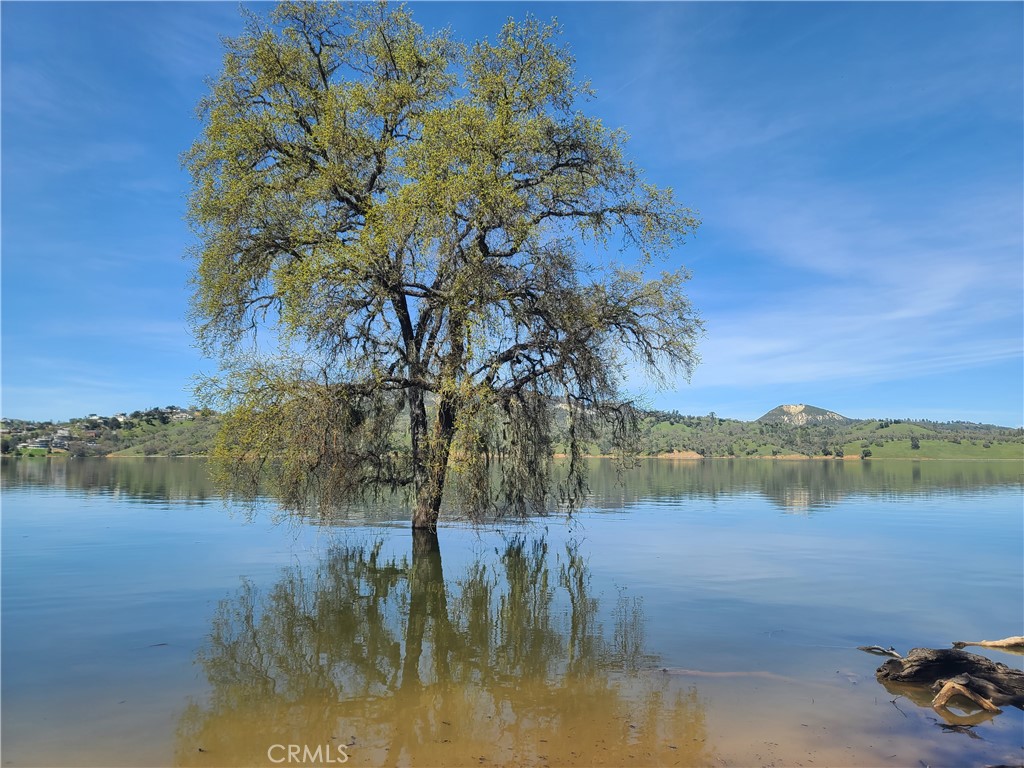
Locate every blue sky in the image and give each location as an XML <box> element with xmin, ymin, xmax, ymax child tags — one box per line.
<box><xmin>2</xmin><ymin>2</ymin><xmax>1021</xmax><ymax>426</ymax></box>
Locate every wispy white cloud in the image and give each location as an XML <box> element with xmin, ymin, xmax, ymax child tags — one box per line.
<box><xmin>628</xmin><ymin>173</ymin><xmax>1022</xmax><ymax>398</ymax></box>
<box><xmin>649</xmin><ymin>6</ymin><xmax>1022</xmax><ymax>164</ymax></box>
<box><xmin>130</xmin><ymin>3</ymin><xmax>245</xmax><ymax>93</ymax></box>
<box><xmin>29</xmin><ymin>319</ymin><xmax>193</xmax><ymax>353</ymax></box>
<box><xmin>1</xmin><ymin>65</ymin><xmax>68</xmax><ymax>123</ymax></box>
<box><xmin>720</xmin><ymin>180</ymin><xmax>1021</xmax><ymax>275</ymax></box>
<box><xmin>21</xmin><ymin>140</ymin><xmax>149</xmax><ymax>178</ymax></box>
<box><xmin>1</xmin><ymin>62</ymin><xmax>117</xmax><ymax>126</ymax></box>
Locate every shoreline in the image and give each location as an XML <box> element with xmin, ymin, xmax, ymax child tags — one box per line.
<box><xmin>5</xmin><ymin>452</ymin><xmax>1020</xmax><ymax>463</ymax></box>
<box><xmin>552</xmin><ymin>452</ymin><xmax>1022</xmax><ymax>462</ymax></box>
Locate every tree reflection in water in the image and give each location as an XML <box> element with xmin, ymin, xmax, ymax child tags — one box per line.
<box><xmin>176</xmin><ymin>532</ymin><xmax>710</xmax><ymax>766</ymax></box>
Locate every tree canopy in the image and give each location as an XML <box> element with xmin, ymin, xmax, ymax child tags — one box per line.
<box><xmin>186</xmin><ymin>1</ymin><xmax>702</xmax><ymax>528</ymax></box>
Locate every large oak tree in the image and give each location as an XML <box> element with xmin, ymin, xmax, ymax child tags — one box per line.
<box><xmin>186</xmin><ymin>1</ymin><xmax>701</xmax><ymax>529</ymax></box>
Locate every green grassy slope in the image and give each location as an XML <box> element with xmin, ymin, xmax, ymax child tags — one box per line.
<box><xmin>6</xmin><ymin>406</ymin><xmax>1021</xmax><ymax>462</ymax></box>
<box><xmin>108</xmin><ymin>417</ymin><xmax>220</xmax><ymax>456</ymax></box>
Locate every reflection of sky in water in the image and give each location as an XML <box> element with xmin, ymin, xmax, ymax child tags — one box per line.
<box><xmin>1</xmin><ymin>458</ymin><xmax>1022</xmax><ymax>767</ymax></box>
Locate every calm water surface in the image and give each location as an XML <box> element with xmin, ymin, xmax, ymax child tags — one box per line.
<box><xmin>2</xmin><ymin>458</ymin><xmax>1022</xmax><ymax>767</ymax></box>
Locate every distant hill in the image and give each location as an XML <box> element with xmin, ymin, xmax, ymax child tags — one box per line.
<box><xmin>757</xmin><ymin>404</ymin><xmax>852</xmax><ymax>426</ymax></box>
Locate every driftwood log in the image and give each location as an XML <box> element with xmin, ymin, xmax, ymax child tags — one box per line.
<box><xmin>875</xmin><ymin>647</ymin><xmax>1024</xmax><ymax>717</ymax></box>
<box><xmin>951</xmin><ymin>636</ymin><xmax>1024</xmax><ymax>653</ymax></box>
<box><xmin>857</xmin><ymin>644</ymin><xmax>902</xmax><ymax>658</ymax></box>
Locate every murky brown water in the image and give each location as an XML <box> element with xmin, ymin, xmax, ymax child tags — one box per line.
<box><xmin>3</xmin><ymin>458</ymin><xmax>1022</xmax><ymax>766</ymax></box>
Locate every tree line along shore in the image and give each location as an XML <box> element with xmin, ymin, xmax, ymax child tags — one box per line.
<box><xmin>4</xmin><ymin>406</ymin><xmax>1021</xmax><ymax>461</ymax></box>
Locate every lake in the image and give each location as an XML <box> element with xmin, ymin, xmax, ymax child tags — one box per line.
<box><xmin>2</xmin><ymin>457</ymin><xmax>1022</xmax><ymax>767</ymax></box>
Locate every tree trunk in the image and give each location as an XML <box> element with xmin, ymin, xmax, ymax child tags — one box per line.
<box><xmin>408</xmin><ymin>385</ymin><xmax>432</xmax><ymax>529</ymax></box>
<box><xmin>411</xmin><ymin>490</ymin><xmax>442</xmax><ymax>530</ymax></box>
<box><xmin>411</xmin><ymin>393</ymin><xmax>457</xmax><ymax>530</ymax></box>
